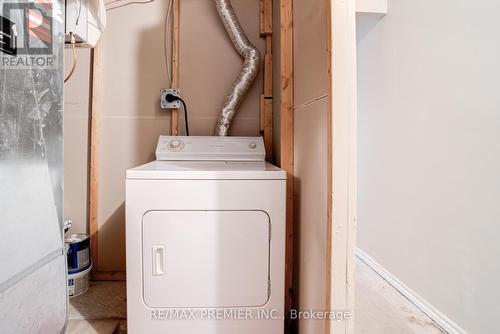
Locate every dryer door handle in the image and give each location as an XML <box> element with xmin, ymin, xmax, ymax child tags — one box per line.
<box><xmin>152</xmin><ymin>246</ymin><xmax>166</xmax><ymax>276</ymax></box>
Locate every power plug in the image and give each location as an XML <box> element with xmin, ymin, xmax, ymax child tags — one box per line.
<box><xmin>161</xmin><ymin>89</ymin><xmax>181</xmax><ymax>109</ymax></box>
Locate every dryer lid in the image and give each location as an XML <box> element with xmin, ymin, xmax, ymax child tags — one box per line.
<box><xmin>155</xmin><ymin>136</ymin><xmax>266</xmax><ymax>162</ymax></box>
<box><xmin>126</xmin><ymin>160</ymin><xmax>286</xmax><ymax>180</ymax></box>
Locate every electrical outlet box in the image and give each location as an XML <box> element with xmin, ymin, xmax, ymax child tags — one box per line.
<box><xmin>161</xmin><ymin>89</ymin><xmax>181</xmax><ymax>109</ymax></box>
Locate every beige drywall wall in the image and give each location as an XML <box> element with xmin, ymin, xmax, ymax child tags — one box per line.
<box><xmin>293</xmin><ymin>0</ymin><xmax>329</xmax><ymax>332</ymax></box>
<box><xmin>64</xmin><ymin>48</ymin><xmax>91</xmax><ymax>234</ymax></box>
<box><xmin>357</xmin><ymin>1</ymin><xmax>500</xmax><ymax>333</ymax></box>
<box><xmin>64</xmin><ymin>0</ymin><xmax>265</xmax><ymax>271</ymax></box>
<box><xmin>179</xmin><ymin>0</ymin><xmax>264</xmax><ymax>135</ymax></box>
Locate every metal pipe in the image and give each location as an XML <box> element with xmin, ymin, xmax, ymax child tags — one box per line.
<box><xmin>213</xmin><ymin>0</ymin><xmax>261</xmax><ymax>136</ymax></box>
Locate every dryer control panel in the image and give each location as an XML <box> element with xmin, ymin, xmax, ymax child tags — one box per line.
<box><xmin>155</xmin><ymin>136</ymin><xmax>266</xmax><ymax>161</ymax></box>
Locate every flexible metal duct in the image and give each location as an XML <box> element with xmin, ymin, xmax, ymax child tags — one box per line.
<box><xmin>214</xmin><ymin>0</ymin><xmax>261</xmax><ymax>136</ymax></box>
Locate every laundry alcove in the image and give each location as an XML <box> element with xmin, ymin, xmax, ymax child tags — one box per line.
<box><xmin>62</xmin><ymin>0</ymin><xmax>357</xmax><ymax>333</ymax></box>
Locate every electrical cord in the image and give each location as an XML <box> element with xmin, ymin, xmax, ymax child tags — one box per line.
<box><xmin>106</xmin><ymin>0</ymin><xmax>156</xmax><ymax>11</ymax></box>
<box><xmin>165</xmin><ymin>94</ymin><xmax>189</xmax><ymax>136</ymax></box>
<box><xmin>75</xmin><ymin>0</ymin><xmax>82</xmax><ymax>25</ymax></box>
<box><xmin>64</xmin><ymin>33</ymin><xmax>77</xmax><ymax>83</ymax></box>
<box><xmin>164</xmin><ymin>0</ymin><xmax>173</xmax><ymax>86</ymax></box>
<box><xmin>179</xmin><ymin>97</ymin><xmax>189</xmax><ymax>136</ymax></box>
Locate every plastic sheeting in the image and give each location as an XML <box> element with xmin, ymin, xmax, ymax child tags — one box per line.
<box><xmin>0</xmin><ymin>0</ymin><xmax>67</xmax><ymax>332</ymax></box>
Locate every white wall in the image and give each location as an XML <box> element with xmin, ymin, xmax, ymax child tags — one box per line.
<box><xmin>356</xmin><ymin>0</ymin><xmax>387</xmax><ymax>14</ymax></box>
<box><xmin>357</xmin><ymin>1</ymin><xmax>500</xmax><ymax>333</ymax></box>
<box><xmin>329</xmin><ymin>1</ymin><xmax>358</xmax><ymax>333</ymax></box>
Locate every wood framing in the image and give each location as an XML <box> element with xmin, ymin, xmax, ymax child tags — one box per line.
<box><xmin>87</xmin><ymin>3</ymin><xmax>299</xmax><ymax>298</ymax></box>
<box><xmin>260</xmin><ymin>4</ymin><xmax>274</xmax><ymax>161</ymax></box>
<box><xmin>89</xmin><ymin>41</ymin><xmax>101</xmax><ymax>279</ymax></box>
<box><xmin>89</xmin><ymin>0</ymin><xmax>181</xmax><ymax>281</ymax></box>
<box><xmin>266</xmin><ymin>34</ymin><xmax>272</xmax><ymax>51</ymax></box>
<box><xmin>88</xmin><ymin>41</ymin><xmax>127</xmax><ymax>282</ymax></box>
<box><xmin>263</xmin><ymin>97</ymin><xmax>273</xmax><ymax>158</ymax></box>
<box><xmin>279</xmin><ymin>0</ymin><xmax>294</xmax><ymax>320</ymax></box>
<box><xmin>326</xmin><ymin>0</ymin><xmax>357</xmax><ymax>333</ymax></box>
<box><xmin>259</xmin><ymin>0</ymin><xmax>273</xmax><ymax>35</ymax></box>
<box><xmin>325</xmin><ymin>0</ymin><xmax>333</xmax><ymax>331</ymax></box>
<box><xmin>170</xmin><ymin>0</ymin><xmax>180</xmax><ymax>135</ymax></box>
<box><xmin>259</xmin><ymin>95</ymin><xmax>273</xmax><ymax>160</ymax></box>
<box><xmin>264</xmin><ymin>53</ymin><xmax>273</xmax><ymax>98</ymax></box>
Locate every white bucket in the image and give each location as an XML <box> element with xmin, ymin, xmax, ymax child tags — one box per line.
<box><xmin>68</xmin><ymin>263</ymin><xmax>92</xmax><ymax>298</ymax></box>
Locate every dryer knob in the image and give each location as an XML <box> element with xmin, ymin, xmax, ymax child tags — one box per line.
<box><xmin>168</xmin><ymin>139</ymin><xmax>185</xmax><ymax>151</ymax></box>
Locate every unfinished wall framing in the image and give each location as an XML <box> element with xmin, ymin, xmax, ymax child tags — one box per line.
<box><xmin>170</xmin><ymin>0</ymin><xmax>180</xmax><ymax>136</ymax></box>
<box><xmin>327</xmin><ymin>0</ymin><xmax>357</xmax><ymax>333</ymax></box>
<box><xmin>89</xmin><ymin>40</ymin><xmax>125</xmax><ymax>281</ymax></box>
<box><xmin>291</xmin><ymin>0</ymin><xmax>357</xmax><ymax>332</ymax></box>
<box><xmin>89</xmin><ymin>42</ymin><xmax>102</xmax><ymax>279</ymax></box>
<box><xmin>292</xmin><ymin>0</ymin><xmax>329</xmax><ymax>331</ymax></box>
<box><xmin>88</xmin><ymin>0</ymin><xmax>280</xmax><ymax>281</ymax></box>
<box><xmin>279</xmin><ymin>0</ymin><xmax>295</xmax><ymax>322</ymax></box>
<box><xmin>260</xmin><ymin>0</ymin><xmax>274</xmax><ymax>160</ymax></box>
<box><xmin>85</xmin><ymin>2</ymin><xmax>299</xmax><ymax>329</ymax></box>
<box><xmin>81</xmin><ymin>2</ymin><xmax>357</xmax><ymax>333</ymax></box>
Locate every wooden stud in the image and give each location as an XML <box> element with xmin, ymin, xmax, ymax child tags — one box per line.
<box><xmin>260</xmin><ymin>95</ymin><xmax>265</xmax><ymax>133</ymax></box>
<box><xmin>325</xmin><ymin>0</ymin><xmax>358</xmax><ymax>332</ymax></box>
<box><xmin>89</xmin><ymin>40</ymin><xmax>102</xmax><ymax>279</ymax></box>
<box><xmin>260</xmin><ymin>0</ymin><xmax>273</xmax><ymax>36</ymax></box>
<box><xmin>280</xmin><ymin>0</ymin><xmax>294</xmax><ymax>320</ymax></box>
<box><xmin>265</xmin><ymin>35</ymin><xmax>272</xmax><ymax>52</ymax></box>
<box><xmin>263</xmin><ymin>99</ymin><xmax>273</xmax><ymax>129</ymax></box>
<box><xmin>89</xmin><ymin>41</ymin><xmax>127</xmax><ymax>281</ymax></box>
<box><xmin>261</xmin><ymin>7</ymin><xmax>273</xmax><ymax>161</ymax></box>
<box><xmin>170</xmin><ymin>0</ymin><xmax>180</xmax><ymax>136</ymax></box>
<box><xmin>263</xmin><ymin>98</ymin><xmax>274</xmax><ymax>160</ymax></box>
<box><xmin>260</xmin><ymin>95</ymin><xmax>274</xmax><ymax>158</ymax></box>
<box><xmin>264</xmin><ymin>53</ymin><xmax>273</xmax><ymax>98</ymax></box>
<box><xmin>325</xmin><ymin>0</ymin><xmax>333</xmax><ymax>331</ymax></box>
<box><xmin>259</xmin><ymin>0</ymin><xmax>264</xmax><ymax>34</ymax></box>
<box><xmin>261</xmin><ymin>0</ymin><xmax>273</xmax><ymax>162</ymax></box>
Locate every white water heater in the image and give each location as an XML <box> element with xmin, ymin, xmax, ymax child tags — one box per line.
<box><xmin>65</xmin><ymin>0</ymin><xmax>106</xmax><ymax>47</ymax></box>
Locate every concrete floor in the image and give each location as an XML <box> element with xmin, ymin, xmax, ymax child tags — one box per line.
<box><xmin>355</xmin><ymin>258</ymin><xmax>446</xmax><ymax>334</ymax></box>
<box><xmin>67</xmin><ymin>281</ymin><xmax>126</xmax><ymax>334</ymax></box>
<box><xmin>67</xmin><ymin>260</ymin><xmax>445</xmax><ymax>333</ymax></box>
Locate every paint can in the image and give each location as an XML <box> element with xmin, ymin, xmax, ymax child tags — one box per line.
<box><xmin>68</xmin><ymin>262</ymin><xmax>92</xmax><ymax>298</ymax></box>
<box><xmin>65</xmin><ymin>233</ymin><xmax>90</xmax><ymax>274</ymax></box>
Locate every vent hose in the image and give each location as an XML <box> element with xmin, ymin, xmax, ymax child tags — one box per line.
<box><xmin>214</xmin><ymin>0</ymin><xmax>261</xmax><ymax>136</ymax></box>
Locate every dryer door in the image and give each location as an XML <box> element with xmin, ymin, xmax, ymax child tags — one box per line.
<box><xmin>142</xmin><ymin>210</ymin><xmax>270</xmax><ymax>308</ymax></box>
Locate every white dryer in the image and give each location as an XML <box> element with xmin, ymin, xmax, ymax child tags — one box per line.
<box><xmin>126</xmin><ymin>136</ymin><xmax>286</xmax><ymax>334</ymax></box>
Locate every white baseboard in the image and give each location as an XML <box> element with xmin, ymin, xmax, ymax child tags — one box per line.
<box><xmin>355</xmin><ymin>248</ymin><xmax>469</xmax><ymax>334</ymax></box>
